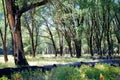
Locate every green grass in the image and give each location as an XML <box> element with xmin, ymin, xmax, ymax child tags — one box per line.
<box><xmin>0</xmin><ymin>53</ymin><xmax>120</xmax><ymax>68</ymax></box>
<box><xmin>0</xmin><ymin>54</ymin><xmax>91</xmax><ymax>68</ymax></box>
<box><xmin>0</xmin><ymin>62</ymin><xmax>16</xmax><ymax>68</ymax></box>
<box><xmin>0</xmin><ymin>64</ymin><xmax>119</xmax><ymax>80</ymax></box>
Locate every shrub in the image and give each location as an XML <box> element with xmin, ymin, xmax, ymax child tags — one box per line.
<box><xmin>11</xmin><ymin>72</ymin><xmax>23</xmax><ymax>80</ymax></box>
<box><xmin>79</xmin><ymin>64</ymin><xmax>120</xmax><ymax>80</ymax></box>
<box><xmin>48</xmin><ymin>66</ymin><xmax>81</xmax><ymax>80</ymax></box>
<box><xmin>0</xmin><ymin>76</ymin><xmax>9</xmax><ymax>80</ymax></box>
<box><xmin>1</xmin><ymin>64</ymin><xmax>119</xmax><ymax>80</ymax></box>
<box><xmin>95</xmin><ymin>64</ymin><xmax>120</xmax><ymax>80</ymax></box>
<box><xmin>11</xmin><ymin>69</ymin><xmax>44</xmax><ymax>80</ymax></box>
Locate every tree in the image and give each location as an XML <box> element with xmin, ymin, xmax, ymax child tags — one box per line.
<box><xmin>42</xmin><ymin>16</ymin><xmax>58</xmax><ymax>56</ymax></box>
<box><xmin>5</xmin><ymin>0</ymin><xmax>49</xmax><ymax>66</ymax></box>
<box><xmin>114</xmin><ymin>2</ymin><xmax>120</xmax><ymax>54</ymax></box>
<box><xmin>23</xmin><ymin>9</ymin><xmax>39</xmax><ymax>57</ymax></box>
<box><xmin>0</xmin><ymin>0</ymin><xmax>8</xmax><ymax>62</ymax></box>
<box><xmin>55</xmin><ymin>26</ymin><xmax>63</xmax><ymax>56</ymax></box>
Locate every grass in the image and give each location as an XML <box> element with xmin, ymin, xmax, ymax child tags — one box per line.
<box><xmin>0</xmin><ymin>53</ymin><xmax>119</xmax><ymax>68</ymax></box>
<box><xmin>0</xmin><ymin>55</ymin><xmax>16</xmax><ymax>68</ymax></box>
<box><xmin>0</xmin><ymin>62</ymin><xmax>15</xmax><ymax>68</ymax></box>
<box><xmin>0</xmin><ymin>64</ymin><xmax>119</xmax><ymax>80</ymax></box>
<box><xmin>0</xmin><ymin>54</ymin><xmax>91</xmax><ymax>68</ymax></box>
<box><xmin>0</xmin><ymin>54</ymin><xmax>120</xmax><ymax>80</ymax></box>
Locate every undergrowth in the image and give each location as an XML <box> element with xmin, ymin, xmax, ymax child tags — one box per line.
<box><xmin>0</xmin><ymin>64</ymin><xmax>120</xmax><ymax>80</ymax></box>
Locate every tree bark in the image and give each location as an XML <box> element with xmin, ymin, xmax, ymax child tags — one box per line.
<box><xmin>89</xmin><ymin>34</ymin><xmax>93</xmax><ymax>56</ymax></box>
<box><xmin>5</xmin><ymin>0</ymin><xmax>28</xmax><ymax>66</ymax></box>
<box><xmin>74</xmin><ymin>39</ymin><xmax>81</xmax><ymax>58</ymax></box>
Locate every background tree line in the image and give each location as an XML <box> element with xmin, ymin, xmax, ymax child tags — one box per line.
<box><xmin>0</xmin><ymin>0</ymin><xmax>119</xmax><ymax>66</ymax></box>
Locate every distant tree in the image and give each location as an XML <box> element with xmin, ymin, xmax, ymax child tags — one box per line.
<box><xmin>42</xmin><ymin>16</ymin><xmax>58</xmax><ymax>56</ymax></box>
<box><xmin>55</xmin><ymin>26</ymin><xmax>63</xmax><ymax>56</ymax></box>
<box><xmin>23</xmin><ymin>9</ymin><xmax>39</xmax><ymax>57</ymax></box>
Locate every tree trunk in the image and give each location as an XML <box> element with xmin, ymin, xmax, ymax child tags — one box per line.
<box><xmin>23</xmin><ymin>13</ymin><xmax>36</xmax><ymax>57</ymax></box>
<box><xmin>3</xmin><ymin>42</ymin><xmax>8</xmax><ymax>62</ymax></box>
<box><xmin>12</xmin><ymin>16</ymin><xmax>29</xmax><ymax>66</ymax></box>
<box><xmin>30</xmin><ymin>34</ymin><xmax>35</xmax><ymax>57</ymax></box>
<box><xmin>74</xmin><ymin>39</ymin><xmax>81</xmax><ymax>58</ymax></box>
<box><xmin>42</xmin><ymin>16</ymin><xmax>57</xmax><ymax>56</ymax></box>
<box><xmin>59</xmin><ymin>41</ymin><xmax>63</xmax><ymax>56</ymax></box>
<box><xmin>56</xmin><ymin>27</ymin><xmax>63</xmax><ymax>56</ymax></box>
<box><xmin>0</xmin><ymin>29</ymin><xmax>8</xmax><ymax>62</ymax></box>
<box><xmin>46</xmin><ymin>23</ymin><xmax>57</xmax><ymax>57</ymax></box>
<box><xmin>30</xmin><ymin>10</ymin><xmax>36</xmax><ymax>57</ymax></box>
<box><xmin>0</xmin><ymin>0</ymin><xmax>8</xmax><ymax>62</ymax></box>
<box><xmin>66</xmin><ymin>38</ymin><xmax>73</xmax><ymax>57</ymax></box>
<box><xmin>107</xmin><ymin>33</ymin><xmax>111</xmax><ymax>57</ymax></box>
<box><xmin>6</xmin><ymin>0</ymin><xmax>28</xmax><ymax>66</ymax></box>
<box><xmin>89</xmin><ymin>35</ymin><xmax>93</xmax><ymax>56</ymax></box>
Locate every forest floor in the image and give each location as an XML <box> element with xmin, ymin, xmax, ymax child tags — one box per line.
<box><xmin>0</xmin><ymin>54</ymin><xmax>91</xmax><ymax>68</ymax></box>
<box><xmin>0</xmin><ymin>54</ymin><xmax>120</xmax><ymax>68</ymax></box>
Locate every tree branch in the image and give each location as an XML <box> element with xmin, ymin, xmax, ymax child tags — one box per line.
<box><xmin>19</xmin><ymin>0</ymin><xmax>49</xmax><ymax>15</ymax></box>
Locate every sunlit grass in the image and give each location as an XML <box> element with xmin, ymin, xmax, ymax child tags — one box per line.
<box><xmin>2</xmin><ymin>53</ymin><xmax>120</xmax><ymax>68</ymax></box>
<box><xmin>0</xmin><ymin>54</ymin><xmax>92</xmax><ymax>68</ymax></box>
<box><xmin>0</xmin><ymin>62</ymin><xmax>16</xmax><ymax>68</ymax></box>
<box><xmin>0</xmin><ymin>55</ymin><xmax>16</xmax><ymax>68</ymax></box>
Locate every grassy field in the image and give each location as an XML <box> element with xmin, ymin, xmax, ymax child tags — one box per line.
<box><xmin>0</xmin><ymin>54</ymin><xmax>120</xmax><ymax>68</ymax></box>
<box><xmin>0</xmin><ymin>54</ymin><xmax>92</xmax><ymax>68</ymax></box>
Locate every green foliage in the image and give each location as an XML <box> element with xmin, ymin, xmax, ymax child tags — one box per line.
<box><xmin>48</xmin><ymin>66</ymin><xmax>81</xmax><ymax>80</ymax></box>
<box><xmin>0</xmin><ymin>63</ymin><xmax>8</xmax><ymax>68</ymax></box>
<box><xmin>0</xmin><ymin>61</ymin><xmax>16</xmax><ymax>68</ymax></box>
<box><xmin>0</xmin><ymin>76</ymin><xmax>9</xmax><ymax>80</ymax></box>
<box><xmin>11</xmin><ymin>72</ymin><xmax>23</xmax><ymax>80</ymax></box>
<box><xmin>11</xmin><ymin>69</ymin><xmax>44</xmax><ymax>80</ymax></box>
<box><xmin>0</xmin><ymin>64</ymin><xmax>120</xmax><ymax>80</ymax></box>
<box><xmin>15</xmin><ymin>0</ymin><xmax>43</xmax><ymax>9</ymax></box>
<box><xmin>79</xmin><ymin>64</ymin><xmax>120</xmax><ymax>80</ymax></box>
<box><xmin>95</xmin><ymin>64</ymin><xmax>120</xmax><ymax>80</ymax></box>
<box><xmin>24</xmin><ymin>45</ymin><xmax>31</xmax><ymax>54</ymax></box>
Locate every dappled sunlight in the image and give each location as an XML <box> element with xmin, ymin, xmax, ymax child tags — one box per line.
<box><xmin>0</xmin><ymin>54</ymin><xmax>91</xmax><ymax>67</ymax></box>
<box><xmin>0</xmin><ymin>55</ymin><xmax>14</xmax><ymax>63</ymax></box>
<box><xmin>26</xmin><ymin>54</ymin><xmax>92</xmax><ymax>66</ymax></box>
<box><xmin>0</xmin><ymin>55</ymin><xmax>15</xmax><ymax>68</ymax></box>
<box><xmin>95</xmin><ymin>64</ymin><xmax>108</xmax><ymax>71</ymax></box>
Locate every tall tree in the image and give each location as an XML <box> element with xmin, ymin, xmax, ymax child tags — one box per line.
<box><xmin>5</xmin><ymin>0</ymin><xmax>49</xmax><ymax>66</ymax></box>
